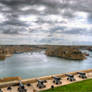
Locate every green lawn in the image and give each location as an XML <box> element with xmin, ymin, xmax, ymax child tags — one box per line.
<box><xmin>41</xmin><ymin>79</ymin><xmax>92</xmax><ymax>92</ymax></box>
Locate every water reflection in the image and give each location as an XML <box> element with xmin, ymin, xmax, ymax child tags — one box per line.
<box><xmin>0</xmin><ymin>51</ymin><xmax>92</xmax><ymax>79</ymax></box>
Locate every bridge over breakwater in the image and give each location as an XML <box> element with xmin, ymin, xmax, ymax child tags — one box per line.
<box><xmin>0</xmin><ymin>69</ymin><xmax>92</xmax><ymax>92</ymax></box>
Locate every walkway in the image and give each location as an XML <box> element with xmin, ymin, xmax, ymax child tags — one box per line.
<box><xmin>1</xmin><ymin>69</ymin><xmax>92</xmax><ymax>92</ymax></box>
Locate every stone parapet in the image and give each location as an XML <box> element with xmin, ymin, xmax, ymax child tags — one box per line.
<box><xmin>0</xmin><ymin>69</ymin><xmax>92</xmax><ymax>88</ymax></box>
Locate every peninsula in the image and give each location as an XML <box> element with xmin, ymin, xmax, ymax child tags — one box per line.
<box><xmin>46</xmin><ymin>46</ymin><xmax>86</xmax><ymax>60</ymax></box>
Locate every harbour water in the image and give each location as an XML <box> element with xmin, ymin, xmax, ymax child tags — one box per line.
<box><xmin>0</xmin><ymin>51</ymin><xmax>92</xmax><ymax>79</ymax></box>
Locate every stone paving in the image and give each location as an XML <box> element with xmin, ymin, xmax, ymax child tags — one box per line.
<box><xmin>1</xmin><ymin>71</ymin><xmax>92</xmax><ymax>92</ymax></box>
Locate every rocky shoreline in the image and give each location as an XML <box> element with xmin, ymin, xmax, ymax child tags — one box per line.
<box><xmin>46</xmin><ymin>46</ymin><xmax>86</xmax><ymax>60</ymax></box>
<box><xmin>0</xmin><ymin>45</ymin><xmax>92</xmax><ymax>60</ymax></box>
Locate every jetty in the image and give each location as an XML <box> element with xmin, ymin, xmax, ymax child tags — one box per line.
<box><xmin>0</xmin><ymin>69</ymin><xmax>92</xmax><ymax>92</ymax></box>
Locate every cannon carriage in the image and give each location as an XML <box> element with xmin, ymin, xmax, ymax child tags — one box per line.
<box><xmin>65</xmin><ymin>74</ymin><xmax>76</xmax><ymax>81</ymax></box>
<box><xmin>18</xmin><ymin>81</ymin><xmax>27</xmax><ymax>92</ymax></box>
<box><xmin>77</xmin><ymin>72</ymin><xmax>87</xmax><ymax>79</ymax></box>
<box><xmin>37</xmin><ymin>80</ymin><xmax>47</xmax><ymax>89</ymax></box>
<box><xmin>52</xmin><ymin>76</ymin><xmax>62</xmax><ymax>85</ymax></box>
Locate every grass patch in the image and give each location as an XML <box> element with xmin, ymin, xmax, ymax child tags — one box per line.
<box><xmin>41</xmin><ymin>79</ymin><xmax>92</xmax><ymax>92</ymax></box>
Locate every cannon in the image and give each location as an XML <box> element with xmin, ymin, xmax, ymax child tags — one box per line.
<box><xmin>7</xmin><ymin>87</ymin><xmax>12</xmax><ymax>90</ymax></box>
<box><xmin>0</xmin><ymin>89</ymin><xmax>3</xmax><ymax>92</ymax></box>
<box><xmin>65</xmin><ymin>74</ymin><xmax>76</xmax><ymax>81</ymax></box>
<box><xmin>37</xmin><ymin>80</ymin><xmax>46</xmax><ymax>89</ymax></box>
<box><xmin>18</xmin><ymin>81</ymin><xmax>27</xmax><ymax>92</ymax></box>
<box><xmin>52</xmin><ymin>76</ymin><xmax>62</xmax><ymax>85</ymax></box>
<box><xmin>77</xmin><ymin>72</ymin><xmax>87</xmax><ymax>79</ymax></box>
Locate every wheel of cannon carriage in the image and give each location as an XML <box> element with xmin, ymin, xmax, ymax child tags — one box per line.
<box><xmin>67</xmin><ymin>77</ymin><xmax>69</xmax><ymax>80</ymax></box>
<box><xmin>82</xmin><ymin>76</ymin><xmax>84</xmax><ymax>79</ymax></box>
<box><xmin>7</xmin><ymin>87</ymin><xmax>12</xmax><ymax>90</ymax></box>
<box><xmin>53</xmin><ymin>80</ymin><xmax>55</xmax><ymax>83</ymax></box>
<box><xmin>73</xmin><ymin>79</ymin><xmax>76</xmax><ymax>81</ymax></box>
<box><xmin>79</xmin><ymin>75</ymin><xmax>81</xmax><ymax>78</ymax></box>
<box><xmin>85</xmin><ymin>76</ymin><xmax>87</xmax><ymax>78</ymax></box>
<box><xmin>18</xmin><ymin>87</ymin><xmax>19</xmax><ymax>91</ymax></box>
<box><xmin>51</xmin><ymin>85</ymin><xmax>54</xmax><ymax>89</ymax></box>
<box><xmin>22</xmin><ymin>86</ymin><xmax>25</xmax><ymax>89</ymax></box>
<box><xmin>17</xmin><ymin>88</ymin><xmax>21</xmax><ymax>92</ymax></box>
<box><xmin>59</xmin><ymin>81</ymin><xmax>62</xmax><ymax>84</ymax></box>
<box><xmin>82</xmin><ymin>76</ymin><xmax>87</xmax><ymax>79</ymax></box>
<box><xmin>37</xmin><ymin>84</ymin><xmax>38</xmax><ymax>87</ymax></box>
<box><xmin>70</xmin><ymin>79</ymin><xmax>72</xmax><ymax>82</ymax></box>
<box><xmin>24</xmin><ymin>89</ymin><xmax>27</xmax><ymax>92</ymax></box>
<box><xmin>27</xmin><ymin>83</ymin><xmax>31</xmax><ymax>87</ymax></box>
<box><xmin>39</xmin><ymin>86</ymin><xmax>42</xmax><ymax>89</ymax></box>
<box><xmin>84</xmin><ymin>76</ymin><xmax>87</xmax><ymax>78</ymax></box>
<box><xmin>56</xmin><ymin>82</ymin><xmax>59</xmax><ymax>85</ymax></box>
<box><xmin>44</xmin><ymin>80</ymin><xmax>47</xmax><ymax>83</ymax></box>
<box><xmin>44</xmin><ymin>85</ymin><xmax>46</xmax><ymax>88</ymax></box>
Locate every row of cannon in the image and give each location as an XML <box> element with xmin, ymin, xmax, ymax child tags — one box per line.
<box><xmin>37</xmin><ymin>72</ymin><xmax>87</xmax><ymax>89</ymax></box>
<box><xmin>0</xmin><ymin>72</ymin><xmax>87</xmax><ymax>92</ymax></box>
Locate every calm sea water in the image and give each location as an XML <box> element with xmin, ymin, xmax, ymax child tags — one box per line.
<box><xmin>0</xmin><ymin>51</ymin><xmax>92</xmax><ymax>79</ymax></box>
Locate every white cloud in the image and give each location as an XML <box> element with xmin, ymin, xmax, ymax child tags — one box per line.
<box><xmin>36</xmin><ymin>5</ymin><xmax>46</xmax><ymax>12</ymax></box>
<box><xmin>0</xmin><ymin>13</ymin><xmax>8</xmax><ymax>23</ymax></box>
<box><xmin>20</xmin><ymin>5</ymin><xmax>46</xmax><ymax>12</ymax></box>
<box><xmin>19</xmin><ymin>15</ymin><xmax>39</xmax><ymax>22</ymax></box>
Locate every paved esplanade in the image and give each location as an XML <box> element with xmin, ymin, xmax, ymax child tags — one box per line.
<box><xmin>1</xmin><ymin>69</ymin><xmax>92</xmax><ymax>92</ymax></box>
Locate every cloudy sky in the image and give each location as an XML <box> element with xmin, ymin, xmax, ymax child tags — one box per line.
<box><xmin>0</xmin><ymin>0</ymin><xmax>92</xmax><ymax>45</ymax></box>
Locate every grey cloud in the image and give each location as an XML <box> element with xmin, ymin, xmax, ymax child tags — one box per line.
<box><xmin>62</xmin><ymin>28</ymin><xmax>85</xmax><ymax>34</ymax></box>
<box><xmin>61</xmin><ymin>28</ymin><xmax>92</xmax><ymax>36</ymax></box>
<box><xmin>87</xmin><ymin>14</ymin><xmax>92</xmax><ymax>24</ymax></box>
<box><xmin>0</xmin><ymin>25</ymin><xmax>28</xmax><ymax>34</ymax></box>
<box><xmin>3</xmin><ymin>29</ymin><xmax>19</xmax><ymax>34</ymax></box>
<box><xmin>0</xmin><ymin>0</ymin><xmax>92</xmax><ymax>45</ymax></box>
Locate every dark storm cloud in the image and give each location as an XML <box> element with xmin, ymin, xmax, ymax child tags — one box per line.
<box><xmin>87</xmin><ymin>14</ymin><xmax>92</xmax><ymax>24</ymax></box>
<box><xmin>61</xmin><ymin>28</ymin><xmax>85</xmax><ymax>34</ymax></box>
<box><xmin>0</xmin><ymin>0</ymin><xmax>92</xmax><ymax>45</ymax></box>
<box><xmin>0</xmin><ymin>0</ymin><xmax>91</xmax><ymax>18</ymax></box>
<box><xmin>2</xmin><ymin>29</ymin><xmax>19</xmax><ymax>34</ymax></box>
<box><xmin>0</xmin><ymin>24</ymin><xmax>27</xmax><ymax>34</ymax></box>
<box><xmin>3</xmin><ymin>20</ymin><xmax>28</xmax><ymax>26</ymax></box>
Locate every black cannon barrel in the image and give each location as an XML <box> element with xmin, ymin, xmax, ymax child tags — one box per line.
<box><xmin>37</xmin><ymin>80</ymin><xmax>43</xmax><ymax>84</ymax></box>
<box><xmin>18</xmin><ymin>80</ymin><xmax>25</xmax><ymax>89</ymax></box>
<box><xmin>18</xmin><ymin>81</ymin><xmax>27</xmax><ymax>92</ymax></box>
<box><xmin>37</xmin><ymin>80</ymin><xmax>46</xmax><ymax>88</ymax></box>
<box><xmin>37</xmin><ymin>80</ymin><xmax>45</xmax><ymax>83</ymax></box>
<box><xmin>65</xmin><ymin>74</ymin><xmax>74</xmax><ymax>77</ymax></box>
<box><xmin>52</xmin><ymin>76</ymin><xmax>61</xmax><ymax>80</ymax></box>
<box><xmin>52</xmin><ymin>76</ymin><xmax>62</xmax><ymax>85</ymax></box>
<box><xmin>77</xmin><ymin>72</ymin><xmax>86</xmax><ymax>75</ymax></box>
